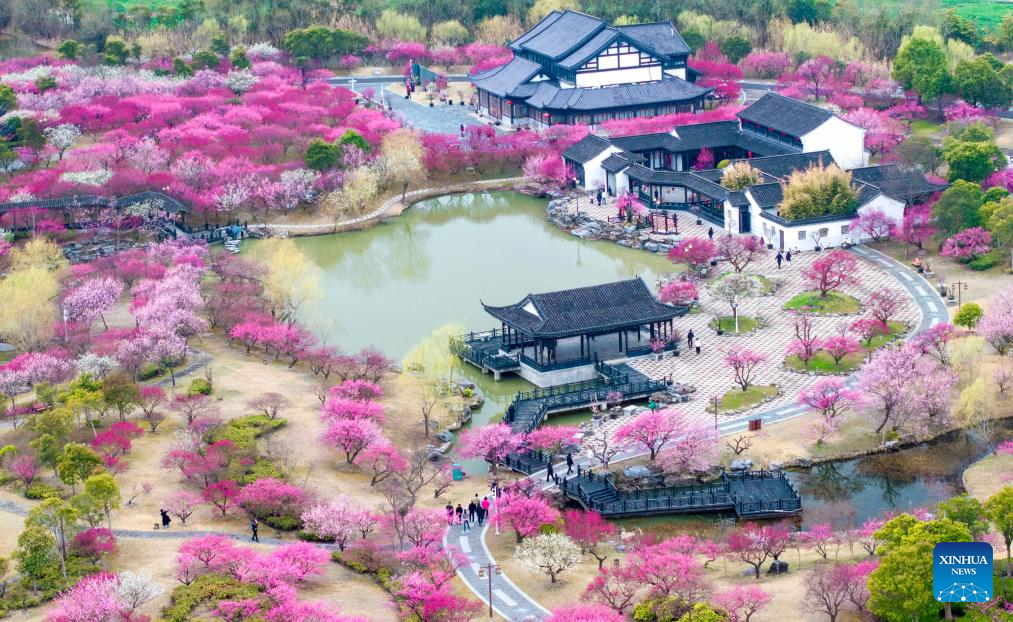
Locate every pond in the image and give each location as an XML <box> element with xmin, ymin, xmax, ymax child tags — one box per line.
<box><xmin>287</xmin><ymin>191</ymin><xmax>677</xmax><ymax>468</ymax></box>
<box><xmin>287</xmin><ymin>190</ymin><xmax>1010</xmax><ymax>526</ymax></box>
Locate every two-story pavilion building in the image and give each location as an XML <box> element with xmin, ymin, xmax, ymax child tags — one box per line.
<box><xmin>471</xmin><ymin>10</ymin><xmax>711</xmax><ymax>128</ymax></box>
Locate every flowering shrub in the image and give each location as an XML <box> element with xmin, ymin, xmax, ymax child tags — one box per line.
<box><xmin>740</xmin><ymin>52</ymin><xmax>792</xmax><ymax>79</ymax></box>
<box><xmin>940</xmin><ymin>227</ymin><xmax>992</xmax><ymax>261</ymax></box>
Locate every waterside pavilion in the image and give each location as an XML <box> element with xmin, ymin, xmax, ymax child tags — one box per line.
<box><xmin>456</xmin><ymin>278</ymin><xmax>687</xmax><ymax>387</ymax></box>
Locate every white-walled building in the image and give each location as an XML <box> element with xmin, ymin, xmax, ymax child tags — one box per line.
<box><xmin>562</xmin><ymin>94</ymin><xmax>945</xmax><ymax>251</ymax></box>
<box><xmin>471</xmin><ymin>11</ymin><xmax>711</xmax><ymax>128</ymax></box>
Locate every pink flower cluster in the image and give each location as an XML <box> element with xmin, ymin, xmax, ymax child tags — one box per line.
<box><xmin>0</xmin><ymin>349</ymin><xmax>74</xmax><ymax>404</ymax></box>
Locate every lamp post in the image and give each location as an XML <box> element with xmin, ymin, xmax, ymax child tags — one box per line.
<box><xmin>712</xmin><ymin>395</ymin><xmax>719</xmax><ymax>429</ymax></box>
<box><xmin>731</xmin><ymin>293</ymin><xmax>739</xmax><ymax>334</ymax></box>
<box><xmin>476</xmin><ymin>563</ymin><xmax>502</xmax><ymax>619</ymax></box>
<box><xmin>949</xmin><ymin>281</ymin><xmax>968</xmax><ymax>309</ymax></box>
<box><xmin>62</xmin><ymin>307</ymin><xmax>69</xmax><ymax>343</ymax></box>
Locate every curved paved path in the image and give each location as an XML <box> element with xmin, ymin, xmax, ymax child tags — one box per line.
<box><xmin>454</xmin><ymin>243</ymin><xmax>950</xmax><ymax>620</ymax></box>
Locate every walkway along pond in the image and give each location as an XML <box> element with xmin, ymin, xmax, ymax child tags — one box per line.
<box><xmin>279</xmin><ymin>191</ymin><xmax>992</xmax><ymax>525</ymax></box>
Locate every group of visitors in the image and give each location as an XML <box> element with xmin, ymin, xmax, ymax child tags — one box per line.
<box><xmin>446</xmin><ymin>494</ymin><xmax>493</xmax><ymax>532</ymax></box>
<box><xmin>544</xmin><ymin>452</ymin><xmax>576</xmax><ymax>482</ymax></box>
<box><xmin>775</xmin><ymin>248</ymin><xmax>799</xmax><ymax>269</ymax></box>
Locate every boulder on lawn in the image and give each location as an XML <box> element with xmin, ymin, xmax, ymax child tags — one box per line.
<box><xmin>623</xmin><ymin>465</ymin><xmax>652</xmax><ymax>479</ymax></box>
<box><xmin>730</xmin><ymin>458</ymin><xmax>753</xmax><ymax>471</ymax></box>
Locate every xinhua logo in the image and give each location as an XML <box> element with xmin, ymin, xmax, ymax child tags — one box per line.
<box><xmin>933</xmin><ymin>542</ymin><xmax>993</xmax><ymax>603</ymax></box>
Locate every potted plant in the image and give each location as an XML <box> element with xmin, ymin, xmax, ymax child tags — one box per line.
<box><xmin>650</xmin><ymin>338</ymin><xmax>665</xmax><ymax>361</ymax></box>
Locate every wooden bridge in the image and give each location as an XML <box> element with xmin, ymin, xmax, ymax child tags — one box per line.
<box><xmin>558</xmin><ymin>466</ymin><xmax>803</xmax><ymax>519</ymax></box>
<box><xmin>500</xmin><ymin>361</ymin><xmax>668</xmax><ymax>474</ymax></box>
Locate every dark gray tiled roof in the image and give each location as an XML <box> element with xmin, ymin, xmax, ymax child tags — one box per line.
<box><xmin>511</xmin><ymin>10</ymin><xmax>606</xmax><ymax>60</ymax></box>
<box><xmin>624</xmin><ymin>165</ymin><xmax>729</xmax><ymax>200</ymax></box>
<box><xmin>483</xmin><ymin>278</ymin><xmax>682</xmax><ymax>339</ymax></box>
<box><xmin>521</xmin><ymin>77</ymin><xmax>709</xmax><ymax>112</ymax></box>
<box><xmin>731</xmin><ymin>151</ymin><xmax>836</xmax><ymax>180</ymax></box>
<box><xmin>618</xmin><ymin>23</ymin><xmax>692</xmax><ymax>56</ymax></box>
<box><xmin>857</xmin><ymin>185</ymin><xmax>881</xmax><ymax>206</ymax></box>
<box><xmin>673</xmin><ymin>121</ymin><xmax>741</xmax><ymax>150</ymax></box>
<box><xmin>748</xmin><ymin>184</ymin><xmax>784</xmax><ymax>209</ymax></box>
<box><xmin>562</xmin><ymin>134</ymin><xmax>611</xmax><ymax>163</ymax></box>
<box><xmin>559</xmin><ymin>29</ymin><xmax>619</xmax><ymax>69</ymax></box>
<box><xmin>601</xmin><ymin>152</ymin><xmax>642</xmax><ymax>172</ymax></box>
<box><xmin>610</xmin><ymin>131</ymin><xmax>681</xmax><ymax>152</ymax></box>
<box><xmin>850</xmin><ymin>164</ymin><xmax>948</xmax><ymax>202</ymax></box>
<box><xmin>732</xmin><ymin>131</ymin><xmax>800</xmax><ymax>156</ymax></box>
<box><xmin>737</xmin><ymin>93</ymin><xmax>834</xmax><ymax>137</ymax></box>
<box><xmin>470</xmin><ymin>57</ymin><xmax>542</xmax><ymax>97</ymax></box>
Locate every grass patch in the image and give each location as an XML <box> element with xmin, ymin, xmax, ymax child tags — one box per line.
<box><xmin>785</xmin><ymin>351</ymin><xmax>865</xmax><ymax>374</ymax></box>
<box><xmin>719</xmin><ymin>384</ymin><xmax>778</xmax><ymax>411</ymax></box>
<box><xmin>785</xmin><ymin>290</ymin><xmax>861</xmax><ymax>315</ymax></box>
<box><xmin>710</xmin><ymin>315</ymin><xmax>759</xmax><ymax>334</ymax></box>
<box><xmin>714</xmin><ymin>271</ymin><xmax>773</xmax><ymax>294</ymax></box>
<box><xmin>910</xmin><ymin>119</ymin><xmax>942</xmax><ymax>136</ymax></box>
<box><xmin>785</xmin><ymin>321</ymin><xmax>906</xmax><ymax>373</ymax></box>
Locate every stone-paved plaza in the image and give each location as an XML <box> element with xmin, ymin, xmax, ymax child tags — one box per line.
<box><xmin>556</xmin><ymin>195</ymin><xmax>925</xmax><ymax>437</ymax></box>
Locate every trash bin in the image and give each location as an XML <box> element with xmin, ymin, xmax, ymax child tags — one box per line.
<box><xmin>452</xmin><ymin>463</ymin><xmax>464</xmax><ymax>481</ymax></box>
<box><xmin>748</xmin><ymin>419</ymin><xmax>762</xmax><ymax>431</ymax></box>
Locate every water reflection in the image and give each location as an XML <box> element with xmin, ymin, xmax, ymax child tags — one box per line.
<box><xmin>283</xmin><ymin>191</ymin><xmax>678</xmax><ymax>471</ymax></box>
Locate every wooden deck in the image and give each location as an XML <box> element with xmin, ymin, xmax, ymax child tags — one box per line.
<box><xmin>558</xmin><ymin>467</ymin><xmax>802</xmax><ymax>519</ymax></box>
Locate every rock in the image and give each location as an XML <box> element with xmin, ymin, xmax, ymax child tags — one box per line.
<box><xmin>644</xmin><ymin>242</ymin><xmax>660</xmax><ymax>252</ymax></box>
<box><xmin>730</xmin><ymin>458</ymin><xmax>753</xmax><ymax>471</ymax></box>
<box><xmin>622</xmin><ymin>405</ymin><xmax>640</xmax><ymax>417</ymax></box>
<box><xmin>796</xmin><ymin>457</ymin><xmax>813</xmax><ymax>468</ymax></box>
<box><xmin>883</xmin><ymin>440</ymin><xmax>901</xmax><ymax>450</ymax></box>
<box><xmin>769</xmin><ymin>461</ymin><xmax>784</xmax><ymax>470</ymax></box>
<box><xmin>623</xmin><ymin>465</ymin><xmax>652</xmax><ymax>479</ymax></box>
<box><xmin>767</xmin><ymin>560</ymin><xmax>789</xmax><ymax>575</ymax></box>
<box><xmin>436</xmin><ymin>431</ymin><xmax>454</xmax><ymax>443</ymax></box>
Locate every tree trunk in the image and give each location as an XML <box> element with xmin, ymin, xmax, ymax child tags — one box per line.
<box><xmin>874</xmin><ymin>409</ymin><xmax>890</xmax><ymax>433</ymax></box>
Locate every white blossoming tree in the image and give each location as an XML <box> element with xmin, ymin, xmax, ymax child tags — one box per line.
<box><xmin>116</xmin><ymin>571</ymin><xmax>165</xmax><ymax>614</ymax></box>
<box><xmin>44</xmin><ymin>124</ymin><xmax>81</xmax><ymax>161</ymax></box>
<box><xmin>515</xmin><ymin>533</ymin><xmax>582</xmax><ymax>584</ymax></box>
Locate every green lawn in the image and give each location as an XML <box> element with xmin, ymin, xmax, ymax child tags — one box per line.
<box><xmin>713</xmin><ymin>271</ymin><xmax>774</xmax><ymax>295</ymax></box>
<box><xmin>784</xmin><ymin>320</ymin><xmax>906</xmax><ymax>373</ymax></box>
<box><xmin>910</xmin><ymin>119</ymin><xmax>942</xmax><ymax>137</ymax></box>
<box><xmin>784</xmin><ymin>291</ymin><xmax>861</xmax><ymax>315</ymax></box>
<box><xmin>719</xmin><ymin>384</ymin><xmax>778</xmax><ymax>412</ymax></box>
<box><xmin>710</xmin><ymin>315</ymin><xmax>759</xmax><ymax>334</ymax></box>
<box><xmin>785</xmin><ymin>351</ymin><xmax>865</xmax><ymax>373</ymax></box>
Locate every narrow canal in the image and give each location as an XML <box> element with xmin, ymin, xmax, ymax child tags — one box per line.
<box><xmin>288</xmin><ymin>191</ymin><xmax>1011</xmax><ymax>531</ymax></box>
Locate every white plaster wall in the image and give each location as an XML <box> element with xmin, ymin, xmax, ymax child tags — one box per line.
<box><xmin>577</xmin><ymin>146</ymin><xmax>622</xmax><ymax>191</ymax></box>
<box><xmin>663</xmin><ymin>68</ymin><xmax>687</xmax><ymax>80</ymax></box>
<box><xmin>855</xmin><ymin>194</ymin><xmax>906</xmax><ymax>231</ymax></box>
<box><xmin>576</xmin><ymin>65</ymin><xmax>660</xmax><ymax>87</ymax></box>
<box><xmin>518</xmin><ymin>363</ymin><xmax>600</xmax><ymax>387</ymax></box>
<box><xmin>801</xmin><ymin>117</ymin><xmax>867</xmax><ymax>169</ymax></box>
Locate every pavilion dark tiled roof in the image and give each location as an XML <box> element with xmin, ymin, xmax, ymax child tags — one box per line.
<box><xmin>469</xmin><ymin>57</ymin><xmax>542</xmax><ymax>98</ymax></box>
<box><xmin>601</xmin><ymin>152</ymin><xmax>642</xmax><ymax>173</ymax></box>
<box><xmin>562</xmin><ymin>134</ymin><xmax>611</xmax><ymax>163</ymax></box>
<box><xmin>483</xmin><ymin>278</ymin><xmax>684</xmax><ymax>339</ymax></box>
<box><xmin>559</xmin><ymin>29</ymin><xmax>620</xmax><ymax>69</ymax></box>
<box><xmin>618</xmin><ymin>22</ymin><xmax>692</xmax><ymax>56</ymax></box>
<box><xmin>737</xmin><ymin>92</ymin><xmax>834</xmax><ymax>138</ymax></box>
<box><xmin>510</xmin><ymin>10</ymin><xmax>605</xmax><ymax>59</ymax></box>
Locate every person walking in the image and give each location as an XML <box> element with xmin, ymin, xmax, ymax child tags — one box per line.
<box><xmin>545</xmin><ymin>460</ymin><xmax>555</xmax><ymax>483</ymax></box>
<box><xmin>476</xmin><ymin>503</ymin><xmax>486</xmax><ymax>526</ymax></box>
<box><xmin>468</xmin><ymin>498</ymin><xmax>478</xmax><ymax>523</ymax></box>
<box><xmin>459</xmin><ymin>123</ymin><xmax>465</xmax><ymax>137</ymax></box>
<box><xmin>786</xmin><ymin>250</ymin><xmax>792</xmax><ymax>264</ymax></box>
<box><xmin>160</xmin><ymin>509</ymin><xmax>171</xmax><ymax>529</ymax></box>
<box><xmin>708</xmin><ymin>226</ymin><xmax>714</xmax><ymax>240</ymax></box>
<box><xmin>775</xmin><ymin>251</ymin><xmax>783</xmax><ymax>269</ymax></box>
<box><xmin>462</xmin><ymin>513</ymin><xmax>471</xmax><ymax>532</ymax></box>
<box><xmin>687</xmin><ymin>329</ymin><xmax>695</xmax><ymax>349</ymax></box>
<box><xmin>445</xmin><ymin>502</ymin><xmax>454</xmax><ymax>526</ymax></box>
<box><xmin>250</xmin><ymin>517</ymin><xmax>259</xmax><ymax>542</ymax></box>
<box><xmin>481</xmin><ymin>496</ymin><xmax>491</xmax><ymax>522</ymax></box>
<box><xmin>455</xmin><ymin>504</ymin><xmax>464</xmax><ymax>525</ymax></box>
<box><xmin>566</xmin><ymin>452</ymin><xmax>574</xmax><ymax>475</ymax></box>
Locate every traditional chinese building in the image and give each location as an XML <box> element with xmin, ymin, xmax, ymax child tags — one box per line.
<box><xmin>471</xmin><ymin>10</ymin><xmax>711</xmax><ymax>128</ymax></box>
<box><xmin>562</xmin><ymin>93</ymin><xmax>946</xmax><ymax>250</ymax></box>
<box><xmin>455</xmin><ymin>278</ymin><xmax>686</xmax><ymax>387</ymax></box>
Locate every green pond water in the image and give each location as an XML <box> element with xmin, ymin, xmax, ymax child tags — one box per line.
<box><xmin>287</xmin><ymin>191</ymin><xmax>675</xmax><ymax>441</ymax></box>
<box><xmin>281</xmin><ymin>191</ymin><xmax>1011</xmax><ymax>532</ymax></box>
